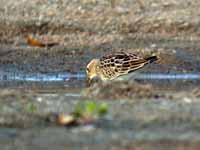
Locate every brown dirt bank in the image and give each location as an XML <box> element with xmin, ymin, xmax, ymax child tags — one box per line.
<box><xmin>1</xmin><ymin>0</ymin><xmax>200</xmax><ymax>43</ymax></box>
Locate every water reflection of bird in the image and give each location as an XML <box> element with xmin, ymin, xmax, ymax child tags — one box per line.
<box><xmin>86</xmin><ymin>52</ymin><xmax>158</xmax><ymax>83</ymax></box>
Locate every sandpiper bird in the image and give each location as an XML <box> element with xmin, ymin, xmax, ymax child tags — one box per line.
<box><xmin>86</xmin><ymin>52</ymin><xmax>158</xmax><ymax>83</ymax></box>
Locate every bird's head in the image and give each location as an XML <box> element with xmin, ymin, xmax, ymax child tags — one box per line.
<box><xmin>86</xmin><ymin>59</ymin><xmax>99</xmax><ymax>84</ymax></box>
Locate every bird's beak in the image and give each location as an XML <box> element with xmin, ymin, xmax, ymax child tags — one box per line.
<box><xmin>86</xmin><ymin>77</ymin><xmax>91</xmax><ymax>86</ymax></box>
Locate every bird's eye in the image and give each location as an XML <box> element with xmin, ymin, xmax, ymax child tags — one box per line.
<box><xmin>86</xmin><ymin>68</ymin><xmax>90</xmax><ymax>73</ymax></box>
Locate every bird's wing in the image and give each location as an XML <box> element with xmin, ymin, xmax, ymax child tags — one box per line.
<box><xmin>99</xmin><ymin>52</ymin><xmax>148</xmax><ymax>79</ymax></box>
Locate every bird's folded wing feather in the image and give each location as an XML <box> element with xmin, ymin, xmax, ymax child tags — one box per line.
<box><xmin>99</xmin><ymin>52</ymin><xmax>148</xmax><ymax>77</ymax></box>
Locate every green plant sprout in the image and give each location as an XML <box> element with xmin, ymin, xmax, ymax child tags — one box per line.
<box><xmin>73</xmin><ymin>101</ymin><xmax>108</xmax><ymax>119</ymax></box>
<box><xmin>24</xmin><ymin>102</ymin><xmax>37</xmax><ymax>113</ymax></box>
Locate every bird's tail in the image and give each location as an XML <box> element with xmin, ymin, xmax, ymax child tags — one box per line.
<box><xmin>145</xmin><ymin>56</ymin><xmax>158</xmax><ymax>63</ymax></box>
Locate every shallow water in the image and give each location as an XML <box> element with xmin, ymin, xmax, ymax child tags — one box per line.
<box><xmin>0</xmin><ymin>41</ymin><xmax>200</xmax><ymax>149</ymax></box>
<box><xmin>0</xmin><ymin>71</ymin><xmax>200</xmax><ymax>90</ymax></box>
<box><xmin>1</xmin><ymin>71</ymin><xmax>200</xmax><ymax>82</ymax></box>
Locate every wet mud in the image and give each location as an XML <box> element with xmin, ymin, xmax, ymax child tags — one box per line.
<box><xmin>0</xmin><ymin>0</ymin><xmax>200</xmax><ymax>149</ymax></box>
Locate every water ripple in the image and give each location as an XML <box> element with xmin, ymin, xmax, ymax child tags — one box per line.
<box><xmin>0</xmin><ymin>71</ymin><xmax>199</xmax><ymax>82</ymax></box>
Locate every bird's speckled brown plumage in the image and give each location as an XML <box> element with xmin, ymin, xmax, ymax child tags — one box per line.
<box><xmin>86</xmin><ymin>52</ymin><xmax>158</xmax><ymax>82</ymax></box>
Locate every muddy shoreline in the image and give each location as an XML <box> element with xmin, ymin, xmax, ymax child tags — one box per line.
<box><xmin>0</xmin><ymin>0</ymin><xmax>200</xmax><ymax>149</ymax></box>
